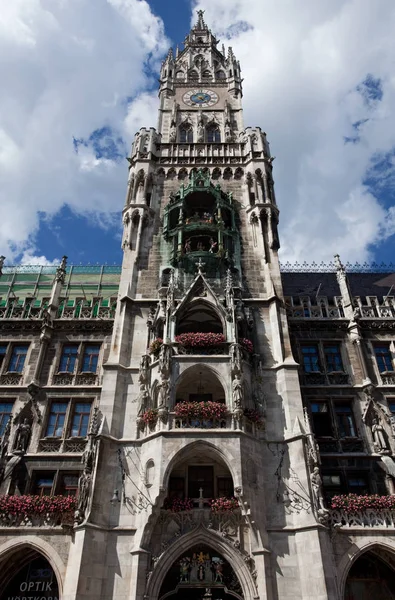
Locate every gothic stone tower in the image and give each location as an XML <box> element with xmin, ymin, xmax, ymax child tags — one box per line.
<box><xmin>62</xmin><ymin>12</ymin><xmax>334</xmax><ymax>600</ymax></box>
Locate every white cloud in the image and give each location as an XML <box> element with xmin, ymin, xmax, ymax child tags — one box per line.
<box><xmin>193</xmin><ymin>0</ymin><xmax>395</xmax><ymax>263</ymax></box>
<box><xmin>124</xmin><ymin>91</ymin><xmax>159</xmax><ymax>138</ymax></box>
<box><xmin>19</xmin><ymin>251</ymin><xmax>60</xmax><ymax>267</ymax></box>
<box><xmin>2</xmin><ymin>0</ymin><xmax>395</xmax><ymax>266</ymax></box>
<box><xmin>0</xmin><ymin>0</ymin><xmax>169</xmax><ymax>262</ymax></box>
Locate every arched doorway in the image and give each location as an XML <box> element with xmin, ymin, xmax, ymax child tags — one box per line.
<box><xmin>1</xmin><ymin>550</ymin><xmax>60</xmax><ymax>599</ymax></box>
<box><xmin>159</xmin><ymin>545</ymin><xmax>242</xmax><ymax>600</ymax></box>
<box><xmin>344</xmin><ymin>550</ymin><xmax>395</xmax><ymax>599</ymax></box>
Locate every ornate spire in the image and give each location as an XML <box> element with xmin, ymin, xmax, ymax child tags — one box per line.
<box><xmin>195</xmin><ymin>9</ymin><xmax>207</xmax><ymax>30</ymax></box>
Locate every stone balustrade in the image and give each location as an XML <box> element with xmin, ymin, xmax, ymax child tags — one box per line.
<box><xmin>137</xmin><ymin>411</ymin><xmax>262</xmax><ymax>437</ymax></box>
<box><xmin>329</xmin><ymin>509</ymin><xmax>395</xmax><ymax>528</ymax></box>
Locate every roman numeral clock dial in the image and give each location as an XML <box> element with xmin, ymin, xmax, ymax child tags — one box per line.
<box><xmin>182</xmin><ymin>89</ymin><xmax>219</xmax><ymax>108</ymax></box>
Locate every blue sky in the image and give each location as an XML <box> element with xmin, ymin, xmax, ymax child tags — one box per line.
<box><xmin>1</xmin><ymin>0</ymin><xmax>395</xmax><ymax>267</ymax></box>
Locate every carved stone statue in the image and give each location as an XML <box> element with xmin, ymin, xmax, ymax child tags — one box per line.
<box><xmin>158</xmin><ymin>379</ymin><xmax>170</xmax><ymax>408</ymax></box>
<box><xmin>13</xmin><ymin>419</ymin><xmax>31</xmax><ymax>453</ymax></box>
<box><xmin>159</xmin><ymin>344</ymin><xmax>171</xmax><ymax>377</ymax></box>
<box><xmin>169</xmin><ymin>125</ymin><xmax>176</xmax><ymax>143</ymax></box>
<box><xmin>235</xmin><ymin>301</ymin><xmax>245</xmax><ymax>323</ymax></box>
<box><xmin>139</xmin><ymin>354</ymin><xmax>151</xmax><ymax>385</ymax></box>
<box><xmin>197</xmin><ymin>112</ymin><xmax>205</xmax><ymax>142</ymax></box>
<box><xmin>310</xmin><ymin>466</ymin><xmax>326</xmax><ymax>513</ymax></box>
<box><xmin>0</xmin><ymin>255</ymin><xmax>5</xmax><ymax>276</ymax></box>
<box><xmin>75</xmin><ymin>468</ymin><xmax>92</xmax><ymax>523</ymax></box>
<box><xmin>137</xmin><ymin>385</ymin><xmax>150</xmax><ymax>415</ymax></box>
<box><xmin>232</xmin><ymin>374</ymin><xmax>243</xmax><ymax>408</ymax></box>
<box><xmin>230</xmin><ymin>344</ymin><xmax>242</xmax><ymax>375</ymax></box>
<box><xmin>225</xmin><ymin>123</ymin><xmax>233</xmax><ymax>142</ymax></box>
<box><xmin>372</xmin><ymin>416</ymin><xmax>389</xmax><ymax>453</ymax></box>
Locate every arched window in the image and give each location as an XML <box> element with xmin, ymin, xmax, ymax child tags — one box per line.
<box><xmin>179</xmin><ymin>126</ymin><xmax>193</xmax><ymax>143</ymax></box>
<box><xmin>207</xmin><ymin>125</ymin><xmax>221</xmax><ymax>143</ymax></box>
<box><xmin>216</xmin><ymin>70</ymin><xmax>226</xmax><ymax>79</ymax></box>
<box><xmin>176</xmin><ymin>71</ymin><xmax>185</xmax><ymax>79</ymax></box>
<box><xmin>202</xmin><ymin>70</ymin><xmax>211</xmax><ymax>79</ymax></box>
<box><xmin>188</xmin><ymin>70</ymin><xmax>198</xmax><ymax>80</ymax></box>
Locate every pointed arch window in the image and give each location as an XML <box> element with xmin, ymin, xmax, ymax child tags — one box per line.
<box><xmin>202</xmin><ymin>70</ymin><xmax>211</xmax><ymax>79</ymax></box>
<box><xmin>207</xmin><ymin>124</ymin><xmax>221</xmax><ymax>143</ymax></box>
<box><xmin>188</xmin><ymin>70</ymin><xmax>199</xmax><ymax>80</ymax></box>
<box><xmin>216</xmin><ymin>70</ymin><xmax>226</xmax><ymax>79</ymax></box>
<box><xmin>179</xmin><ymin>126</ymin><xmax>193</xmax><ymax>143</ymax></box>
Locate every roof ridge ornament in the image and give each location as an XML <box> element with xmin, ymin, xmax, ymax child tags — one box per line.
<box><xmin>196</xmin><ymin>9</ymin><xmax>207</xmax><ymax>30</ymax></box>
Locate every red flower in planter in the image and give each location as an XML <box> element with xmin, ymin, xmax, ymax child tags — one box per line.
<box><xmin>174</xmin><ymin>401</ymin><xmax>227</xmax><ymax>421</ymax></box>
<box><xmin>141</xmin><ymin>409</ymin><xmax>158</xmax><ymax>427</ymax></box>
<box><xmin>239</xmin><ymin>338</ymin><xmax>253</xmax><ymax>353</ymax></box>
<box><xmin>0</xmin><ymin>494</ymin><xmax>77</xmax><ymax>519</ymax></box>
<box><xmin>163</xmin><ymin>497</ymin><xmax>194</xmax><ymax>512</ymax></box>
<box><xmin>210</xmin><ymin>497</ymin><xmax>239</xmax><ymax>513</ymax></box>
<box><xmin>330</xmin><ymin>494</ymin><xmax>395</xmax><ymax>512</ymax></box>
<box><xmin>175</xmin><ymin>333</ymin><xmax>225</xmax><ymax>348</ymax></box>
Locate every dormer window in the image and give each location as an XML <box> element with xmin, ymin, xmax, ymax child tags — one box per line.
<box><xmin>176</xmin><ymin>71</ymin><xmax>185</xmax><ymax>79</ymax></box>
<box><xmin>216</xmin><ymin>71</ymin><xmax>226</xmax><ymax>80</ymax></box>
<box><xmin>202</xmin><ymin>70</ymin><xmax>211</xmax><ymax>79</ymax></box>
<box><xmin>189</xmin><ymin>70</ymin><xmax>198</xmax><ymax>80</ymax></box>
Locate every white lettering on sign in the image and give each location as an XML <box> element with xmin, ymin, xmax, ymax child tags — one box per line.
<box><xmin>19</xmin><ymin>582</ymin><xmax>52</xmax><ymax>592</ymax></box>
<box><xmin>7</xmin><ymin>596</ymin><xmax>58</xmax><ymax>600</ymax></box>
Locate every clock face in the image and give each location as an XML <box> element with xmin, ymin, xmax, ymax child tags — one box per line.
<box><xmin>183</xmin><ymin>89</ymin><xmax>219</xmax><ymax>108</ymax></box>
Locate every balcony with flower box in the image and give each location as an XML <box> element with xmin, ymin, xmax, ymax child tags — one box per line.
<box><xmin>174</xmin><ymin>333</ymin><xmax>228</xmax><ymax>356</ymax></box>
<box><xmin>329</xmin><ymin>494</ymin><xmax>395</xmax><ymax>529</ymax></box>
<box><xmin>0</xmin><ymin>495</ymin><xmax>76</xmax><ymax>530</ymax></box>
<box><xmin>137</xmin><ymin>403</ymin><xmax>264</xmax><ymax>437</ymax></box>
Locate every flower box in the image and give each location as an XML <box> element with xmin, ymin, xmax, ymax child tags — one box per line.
<box><xmin>0</xmin><ymin>494</ymin><xmax>76</xmax><ymax>527</ymax></box>
<box><xmin>210</xmin><ymin>497</ymin><xmax>239</xmax><ymax>514</ymax></box>
<box><xmin>140</xmin><ymin>409</ymin><xmax>158</xmax><ymax>428</ymax></box>
<box><xmin>175</xmin><ymin>332</ymin><xmax>225</xmax><ymax>349</ymax></box>
<box><xmin>163</xmin><ymin>497</ymin><xmax>194</xmax><ymax>512</ymax></box>
<box><xmin>239</xmin><ymin>338</ymin><xmax>253</xmax><ymax>353</ymax></box>
<box><xmin>175</xmin><ymin>401</ymin><xmax>227</xmax><ymax>421</ymax></box>
<box><xmin>330</xmin><ymin>494</ymin><xmax>395</xmax><ymax>512</ymax></box>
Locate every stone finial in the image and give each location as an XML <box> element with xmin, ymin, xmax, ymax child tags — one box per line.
<box><xmin>55</xmin><ymin>255</ymin><xmax>68</xmax><ymax>283</ymax></box>
<box><xmin>196</xmin><ymin>9</ymin><xmax>206</xmax><ymax>30</ymax></box>
<box><xmin>334</xmin><ymin>254</ymin><xmax>344</xmax><ymax>272</ymax></box>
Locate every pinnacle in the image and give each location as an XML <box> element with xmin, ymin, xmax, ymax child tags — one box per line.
<box><xmin>195</xmin><ymin>9</ymin><xmax>207</xmax><ymax>31</ymax></box>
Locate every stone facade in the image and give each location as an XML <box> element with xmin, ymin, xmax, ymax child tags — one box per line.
<box><xmin>0</xmin><ymin>11</ymin><xmax>395</xmax><ymax>600</ymax></box>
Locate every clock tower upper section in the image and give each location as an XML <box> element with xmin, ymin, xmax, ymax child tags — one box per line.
<box><xmin>157</xmin><ymin>10</ymin><xmax>244</xmax><ymax>144</ymax></box>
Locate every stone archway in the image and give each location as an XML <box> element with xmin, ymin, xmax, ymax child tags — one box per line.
<box><xmin>343</xmin><ymin>546</ymin><xmax>395</xmax><ymax>599</ymax></box>
<box><xmin>145</xmin><ymin>527</ymin><xmax>257</xmax><ymax>600</ymax></box>
<box><xmin>0</xmin><ymin>543</ymin><xmax>62</xmax><ymax>599</ymax></box>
